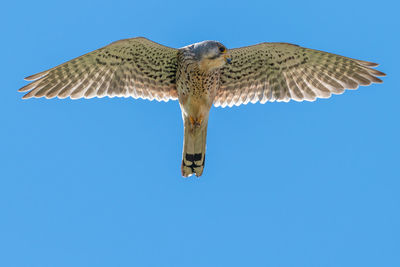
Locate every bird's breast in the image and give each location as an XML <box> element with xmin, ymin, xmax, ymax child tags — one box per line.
<box><xmin>177</xmin><ymin>68</ymin><xmax>220</xmax><ymax>99</ymax></box>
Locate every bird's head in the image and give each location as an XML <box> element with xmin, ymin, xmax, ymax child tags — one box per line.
<box><xmin>190</xmin><ymin>40</ymin><xmax>231</xmax><ymax>72</ymax></box>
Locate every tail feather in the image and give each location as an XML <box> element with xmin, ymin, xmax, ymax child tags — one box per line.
<box><xmin>181</xmin><ymin>122</ymin><xmax>208</xmax><ymax>177</ymax></box>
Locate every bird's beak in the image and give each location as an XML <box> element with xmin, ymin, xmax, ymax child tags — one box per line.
<box><xmin>224</xmin><ymin>54</ymin><xmax>232</xmax><ymax>64</ymax></box>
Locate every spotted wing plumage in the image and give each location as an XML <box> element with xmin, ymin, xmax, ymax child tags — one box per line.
<box><xmin>215</xmin><ymin>43</ymin><xmax>386</xmax><ymax>107</ymax></box>
<box><xmin>19</xmin><ymin>37</ymin><xmax>179</xmax><ymax>101</ymax></box>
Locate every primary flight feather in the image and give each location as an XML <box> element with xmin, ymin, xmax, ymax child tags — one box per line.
<box><xmin>19</xmin><ymin>37</ymin><xmax>385</xmax><ymax>177</ymax></box>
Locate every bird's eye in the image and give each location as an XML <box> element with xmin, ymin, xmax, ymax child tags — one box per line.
<box><xmin>219</xmin><ymin>46</ymin><xmax>226</xmax><ymax>53</ymax></box>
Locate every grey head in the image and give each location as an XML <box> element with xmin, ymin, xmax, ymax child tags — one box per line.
<box><xmin>182</xmin><ymin>40</ymin><xmax>232</xmax><ymax>72</ymax></box>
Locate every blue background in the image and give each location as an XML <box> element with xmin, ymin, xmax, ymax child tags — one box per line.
<box><xmin>2</xmin><ymin>0</ymin><xmax>399</xmax><ymax>266</ymax></box>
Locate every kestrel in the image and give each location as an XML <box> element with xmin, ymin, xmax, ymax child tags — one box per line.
<box><xmin>19</xmin><ymin>37</ymin><xmax>385</xmax><ymax>177</ymax></box>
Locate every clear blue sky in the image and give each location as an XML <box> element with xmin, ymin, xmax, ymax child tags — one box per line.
<box><xmin>1</xmin><ymin>0</ymin><xmax>399</xmax><ymax>266</ymax></box>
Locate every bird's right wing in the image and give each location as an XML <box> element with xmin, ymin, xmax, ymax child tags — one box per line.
<box><xmin>215</xmin><ymin>42</ymin><xmax>385</xmax><ymax>107</ymax></box>
<box><xmin>19</xmin><ymin>37</ymin><xmax>179</xmax><ymax>101</ymax></box>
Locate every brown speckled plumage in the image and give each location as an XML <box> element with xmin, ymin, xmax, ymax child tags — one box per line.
<box><xmin>19</xmin><ymin>38</ymin><xmax>178</xmax><ymax>101</ymax></box>
<box><xmin>216</xmin><ymin>43</ymin><xmax>385</xmax><ymax>107</ymax></box>
<box><xmin>19</xmin><ymin>37</ymin><xmax>386</xmax><ymax>177</ymax></box>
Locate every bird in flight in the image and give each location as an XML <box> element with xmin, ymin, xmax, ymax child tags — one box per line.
<box><xmin>19</xmin><ymin>37</ymin><xmax>385</xmax><ymax>177</ymax></box>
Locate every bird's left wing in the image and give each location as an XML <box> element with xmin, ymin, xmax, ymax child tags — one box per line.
<box><xmin>215</xmin><ymin>42</ymin><xmax>385</xmax><ymax>107</ymax></box>
<box><xmin>19</xmin><ymin>37</ymin><xmax>179</xmax><ymax>101</ymax></box>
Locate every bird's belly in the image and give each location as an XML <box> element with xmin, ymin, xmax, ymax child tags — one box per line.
<box><xmin>179</xmin><ymin>93</ymin><xmax>212</xmax><ymax>121</ymax></box>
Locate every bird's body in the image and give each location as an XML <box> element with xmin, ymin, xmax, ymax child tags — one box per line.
<box><xmin>176</xmin><ymin>43</ymin><xmax>225</xmax><ymax>176</ymax></box>
<box><xmin>19</xmin><ymin>37</ymin><xmax>386</xmax><ymax>177</ymax></box>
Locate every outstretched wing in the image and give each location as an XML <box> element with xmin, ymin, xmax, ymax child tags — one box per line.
<box><xmin>215</xmin><ymin>43</ymin><xmax>386</xmax><ymax>107</ymax></box>
<box><xmin>19</xmin><ymin>37</ymin><xmax>178</xmax><ymax>101</ymax></box>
